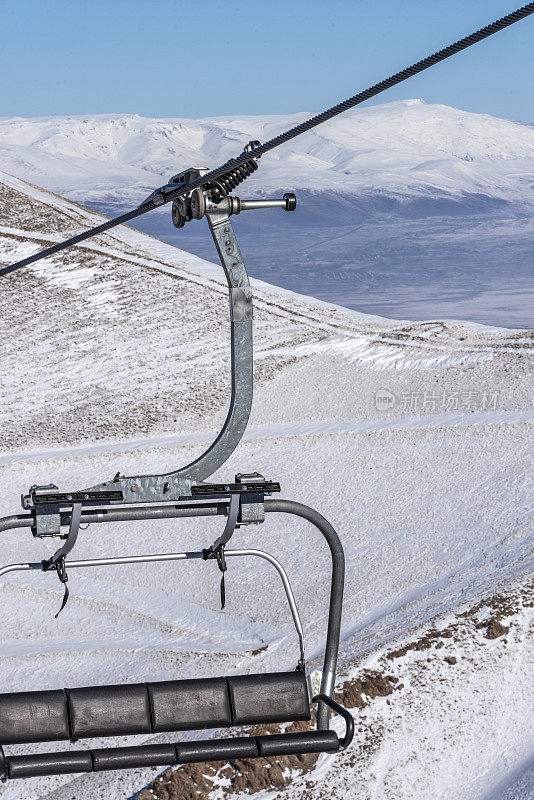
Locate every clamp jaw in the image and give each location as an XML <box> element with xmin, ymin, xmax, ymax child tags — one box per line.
<box><xmin>143</xmin><ymin>140</ymin><xmax>296</xmax><ymax>228</ymax></box>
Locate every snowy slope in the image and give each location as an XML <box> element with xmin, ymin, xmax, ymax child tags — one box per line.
<box><xmin>0</xmin><ymin>174</ymin><xmax>532</xmax><ymax>800</ymax></box>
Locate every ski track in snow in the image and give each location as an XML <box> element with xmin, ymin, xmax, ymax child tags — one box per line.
<box><xmin>0</xmin><ymin>408</ymin><xmax>531</xmax><ymax>467</ymax></box>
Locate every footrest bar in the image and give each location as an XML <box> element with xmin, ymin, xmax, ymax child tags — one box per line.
<box><xmin>3</xmin><ymin>731</ymin><xmax>340</xmax><ymax>779</ymax></box>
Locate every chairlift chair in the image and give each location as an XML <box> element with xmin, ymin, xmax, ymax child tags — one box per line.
<box><xmin>0</xmin><ymin>169</ymin><xmax>353</xmax><ymax>781</ymax></box>
<box><xmin>1</xmin><ymin>3</ymin><xmax>532</xmax><ymax>782</ymax></box>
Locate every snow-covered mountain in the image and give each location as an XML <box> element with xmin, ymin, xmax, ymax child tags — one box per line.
<box><xmin>1</xmin><ymin>100</ymin><xmax>533</xmax><ymax>206</ymax></box>
<box><xmin>0</xmin><ymin>172</ymin><xmax>532</xmax><ymax>800</ymax></box>
<box><xmin>1</xmin><ymin>101</ymin><xmax>533</xmax><ymax>328</ymax></box>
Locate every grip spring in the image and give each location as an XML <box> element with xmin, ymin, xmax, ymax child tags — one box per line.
<box><xmin>210</xmin><ymin>159</ymin><xmax>259</xmax><ymax>200</ymax></box>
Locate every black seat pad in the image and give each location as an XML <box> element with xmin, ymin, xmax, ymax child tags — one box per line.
<box><xmin>0</xmin><ymin>671</ymin><xmax>310</xmax><ymax>745</ymax></box>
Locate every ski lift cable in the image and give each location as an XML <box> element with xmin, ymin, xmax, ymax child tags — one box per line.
<box><xmin>1</xmin><ymin>2</ymin><xmax>533</xmax><ymax>279</ymax></box>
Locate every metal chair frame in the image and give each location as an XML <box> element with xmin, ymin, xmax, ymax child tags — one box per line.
<box><xmin>0</xmin><ymin>187</ymin><xmax>352</xmax><ymax>781</ymax></box>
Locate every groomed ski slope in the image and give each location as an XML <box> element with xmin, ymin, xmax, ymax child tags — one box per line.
<box><xmin>0</xmin><ymin>173</ymin><xmax>532</xmax><ymax>800</ymax></box>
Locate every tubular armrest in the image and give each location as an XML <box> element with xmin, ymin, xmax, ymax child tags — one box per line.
<box><xmin>312</xmin><ymin>694</ymin><xmax>354</xmax><ymax>751</ymax></box>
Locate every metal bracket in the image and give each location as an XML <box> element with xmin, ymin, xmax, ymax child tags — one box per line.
<box><xmin>307</xmin><ymin>669</ymin><xmax>323</xmax><ymax>700</ymax></box>
<box><xmin>235</xmin><ymin>472</ymin><xmax>267</xmax><ymax>524</ymax></box>
<box><xmin>19</xmin><ymin>189</ymin><xmax>295</xmax><ymax>510</ymax></box>
<box><xmin>29</xmin><ymin>485</ymin><xmax>61</xmax><ymax>537</ymax></box>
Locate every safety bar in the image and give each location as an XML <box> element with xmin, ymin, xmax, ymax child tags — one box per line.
<box><xmin>0</xmin><ymin>548</ymin><xmax>306</xmax><ymax>668</ymax></box>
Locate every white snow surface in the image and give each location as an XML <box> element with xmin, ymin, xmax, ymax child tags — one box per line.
<box><xmin>0</xmin><ymin>174</ymin><xmax>532</xmax><ymax>799</ymax></box>
<box><xmin>1</xmin><ymin>100</ymin><xmax>533</xmax><ymax>206</ymax></box>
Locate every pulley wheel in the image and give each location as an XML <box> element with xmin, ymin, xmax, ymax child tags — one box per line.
<box><xmin>190</xmin><ymin>188</ymin><xmax>206</xmax><ymax>220</ymax></box>
<box><xmin>178</xmin><ymin>196</ymin><xmax>193</xmax><ymax>222</ymax></box>
<box><xmin>171</xmin><ymin>200</ymin><xmax>186</xmax><ymax>228</ymax></box>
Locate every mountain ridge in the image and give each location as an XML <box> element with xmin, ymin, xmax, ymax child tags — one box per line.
<box><xmin>1</xmin><ymin>101</ymin><xmax>533</xmax><ymax>328</ymax></box>
<box><xmin>1</xmin><ymin>100</ymin><xmax>533</xmax><ymax>207</ymax></box>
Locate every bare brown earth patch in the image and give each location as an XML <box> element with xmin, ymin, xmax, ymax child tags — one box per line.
<box><xmin>485</xmin><ymin>618</ymin><xmax>510</xmax><ymax>639</ymax></box>
<box><xmin>384</xmin><ymin>579</ymin><xmax>533</xmax><ymax>663</ymax></box>
<box><xmin>335</xmin><ymin>671</ymin><xmax>396</xmax><ymax>709</ymax></box>
<box><xmin>386</xmin><ymin>626</ymin><xmax>454</xmax><ymax>660</ymax></box>
<box><xmin>138</xmin><ymin>717</ymin><xmax>321</xmax><ymax>800</ymax></box>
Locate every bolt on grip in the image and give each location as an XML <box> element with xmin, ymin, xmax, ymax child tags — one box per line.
<box><xmin>283</xmin><ymin>192</ymin><xmax>297</xmax><ymax>211</ymax></box>
<box><xmin>172</xmin><ymin>191</ymin><xmax>297</xmax><ymax>228</ymax></box>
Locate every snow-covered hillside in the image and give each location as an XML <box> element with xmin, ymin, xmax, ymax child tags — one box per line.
<box><xmin>1</xmin><ymin>100</ymin><xmax>533</xmax><ymax>205</ymax></box>
<box><xmin>1</xmin><ymin>101</ymin><xmax>533</xmax><ymax>327</ymax></box>
<box><xmin>0</xmin><ymin>173</ymin><xmax>532</xmax><ymax>800</ymax></box>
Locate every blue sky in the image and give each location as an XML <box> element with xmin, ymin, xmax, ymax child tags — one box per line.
<box><xmin>1</xmin><ymin>0</ymin><xmax>532</xmax><ymax>121</ymax></box>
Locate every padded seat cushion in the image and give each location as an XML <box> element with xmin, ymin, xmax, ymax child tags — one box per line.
<box><xmin>68</xmin><ymin>684</ymin><xmax>152</xmax><ymax>739</ymax></box>
<box><xmin>0</xmin><ymin>690</ymin><xmax>69</xmax><ymax>745</ymax></box>
<box><xmin>149</xmin><ymin>678</ymin><xmax>231</xmax><ymax>732</ymax></box>
<box><xmin>0</xmin><ymin>671</ymin><xmax>310</xmax><ymax>745</ymax></box>
<box><xmin>228</xmin><ymin>672</ymin><xmax>310</xmax><ymax>724</ymax></box>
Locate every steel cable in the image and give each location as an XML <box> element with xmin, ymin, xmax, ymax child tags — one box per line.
<box><xmin>1</xmin><ymin>2</ymin><xmax>533</xmax><ymax>277</ymax></box>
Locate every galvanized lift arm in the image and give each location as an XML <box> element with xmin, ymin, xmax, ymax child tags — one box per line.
<box><xmin>20</xmin><ymin>178</ymin><xmax>296</xmax><ymax>522</ymax></box>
